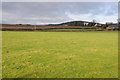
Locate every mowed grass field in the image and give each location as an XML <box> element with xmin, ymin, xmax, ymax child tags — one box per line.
<box><xmin>2</xmin><ymin>31</ymin><xmax>118</xmax><ymax>78</ymax></box>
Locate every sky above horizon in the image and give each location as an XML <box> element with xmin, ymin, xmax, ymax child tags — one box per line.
<box><xmin>2</xmin><ymin>2</ymin><xmax>118</xmax><ymax>24</ymax></box>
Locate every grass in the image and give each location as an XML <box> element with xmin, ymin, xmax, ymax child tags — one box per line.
<box><xmin>2</xmin><ymin>31</ymin><xmax>118</xmax><ymax>78</ymax></box>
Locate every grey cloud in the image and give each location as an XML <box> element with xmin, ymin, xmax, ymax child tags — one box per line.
<box><xmin>2</xmin><ymin>2</ymin><xmax>118</xmax><ymax>24</ymax></box>
<box><xmin>3</xmin><ymin>16</ymin><xmax>70</xmax><ymax>24</ymax></box>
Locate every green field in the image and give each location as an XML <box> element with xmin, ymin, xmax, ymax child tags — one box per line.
<box><xmin>2</xmin><ymin>31</ymin><xmax>118</xmax><ymax>78</ymax></box>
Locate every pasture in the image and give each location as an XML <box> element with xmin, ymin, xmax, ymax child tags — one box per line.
<box><xmin>2</xmin><ymin>31</ymin><xmax>118</xmax><ymax>78</ymax></box>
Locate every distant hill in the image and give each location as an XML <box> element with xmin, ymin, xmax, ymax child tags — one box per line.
<box><xmin>47</xmin><ymin>21</ymin><xmax>100</xmax><ymax>27</ymax></box>
<box><xmin>2</xmin><ymin>20</ymin><xmax>118</xmax><ymax>27</ymax></box>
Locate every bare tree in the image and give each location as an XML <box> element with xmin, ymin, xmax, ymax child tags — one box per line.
<box><xmin>92</xmin><ymin>19</ymin><xmax>96</xmax><ymax>23</ymax></box>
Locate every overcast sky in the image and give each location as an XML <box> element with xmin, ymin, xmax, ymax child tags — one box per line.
<box><xmin>2</xmin><ymin>2</ymin><xmax>118</xmax><ymax>24</ymax></box>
